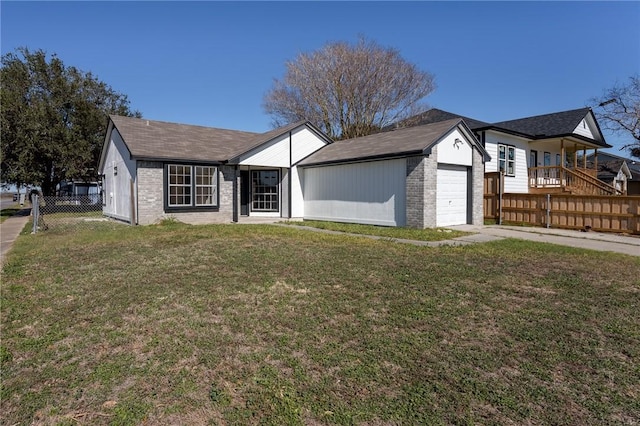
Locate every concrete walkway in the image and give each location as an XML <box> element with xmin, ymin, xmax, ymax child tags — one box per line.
<box><xmin>0</xmin><ymin>208</ymin><xmax>31</xmax><ymax>269</ymax></box>
<box><xmin>280</xmin><ymin>223</ymin><xmax>640</xmax><ymax>256</ymax></box>
<box><xmin>278</xmin><ymin>223</ymin><xmax>503</xmax><ymax>247</ymax></box>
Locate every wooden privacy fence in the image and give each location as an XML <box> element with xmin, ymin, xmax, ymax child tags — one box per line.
<box><xmin>484</xmin><ymin>172</ymin><xmax>640</xmax><ymax>234</ymax></box>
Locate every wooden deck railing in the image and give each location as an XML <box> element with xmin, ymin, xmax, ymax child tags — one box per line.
<box><xmin>528</xmin><ymin>166</ymin><xmax>622</xmax><ymax>196</ymax></box>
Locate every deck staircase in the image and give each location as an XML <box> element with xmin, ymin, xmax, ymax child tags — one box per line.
<box><xmin>529</xmin><ymin>166</ymin><xmax>623</xmax><ymax>196</ymax></box>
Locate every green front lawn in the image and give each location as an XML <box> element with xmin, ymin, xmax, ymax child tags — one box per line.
<box><xmin>1</xmin><ymin>222</ymin><xmax>638</xmax><ymax>425</ymax></box>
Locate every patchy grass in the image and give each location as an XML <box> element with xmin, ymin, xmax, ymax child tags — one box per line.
<box><xmin>285</xmin><ymin>219</ymin><xmax>470</xmax><ymax>241</ymax></box>
<box><xmin>1</xmin><ymin>221</ymin><xmax>639</xmax><ymax>425</ymax></box>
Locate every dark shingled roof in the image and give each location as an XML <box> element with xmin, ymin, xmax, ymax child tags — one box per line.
<box><xmin>587</xmin><ymin>151</ymin><xmax>640</xmax><ymax>181</ymax></box>
<box><xmin>391</xmin><ymin>107</ymin><xmax>609</xmax><ymax>148</ymax></box>
<box><xmin>491</xmin><ymin>107</ymin><xmax>592</xmax><ymax>138</ymax></box>
<box><xmin>109</xmin><ymin>116</ymin><xmax>313</xmax><ymax>163</ymax></box>
<box><xmin>387</xmin><ymin>109</ymin><xmax>491</xmax><ymax>132</ymax></box>
<box><xmin>299</xmin><ymin>118</ymin><xmax>485</xmax><ymax>166</ymax></box>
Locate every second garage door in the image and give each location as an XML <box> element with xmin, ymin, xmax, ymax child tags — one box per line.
<box><xmin>436</xmin><ymin>165</ymin><xmax>469</xmax><ymax>227</ymax></box>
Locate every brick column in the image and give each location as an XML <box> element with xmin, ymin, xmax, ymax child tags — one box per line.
<box><xmin>406</xmin><ymin>156</ymin><xmax>425</xmax><ymax>228</ymax></box>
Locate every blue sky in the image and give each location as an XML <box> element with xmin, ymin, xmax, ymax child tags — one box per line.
<box><xmin>2</xmin><ymin>1</ymin><xmax>639</xmax><ymax>153</ymax></box>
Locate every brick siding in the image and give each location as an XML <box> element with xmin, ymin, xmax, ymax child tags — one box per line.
<box><xmin>136</xmin><ymin>162</ymin><xmax>237</xmax><ymax>225</ymax></box>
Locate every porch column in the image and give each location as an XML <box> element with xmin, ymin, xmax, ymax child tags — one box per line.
<box><xmin>594</xmin><ymin>149</ymin><xmax>598</xmax><ymax>174</ymax></box>
<box><xmin>583</xmin><ymin>147</ymin><xmax>587</xmax><ymax>170</ymax></box>
<box><xmin>560</xmin><ymin>139</ymin><xmax>565</xmax><ymax>186</ymax></box>
<box><xmin>573</xmin><ymin>143</ymin><xmax>578</xmax><ymax>169</ymax></box>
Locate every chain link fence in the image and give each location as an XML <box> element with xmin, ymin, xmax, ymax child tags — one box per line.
<box><xmin>31</xmin><ymin>194</ymin><xmax>117</xmax><ymax>233</ymax></box>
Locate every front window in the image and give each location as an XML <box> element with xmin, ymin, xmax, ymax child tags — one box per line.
<box><xmin>167</xmin><ymin>164</ymin><xmax>218</xmax><ymax>208</ymax></box>
<box><xmin>498</xmin><ymin>144</ymin><xmax>515</xmax><ymax>176</ymax></box>
<box><xmin>251</xmin><ymin>170</ymin><xmax>279</xmax><ymax>212</ymax></box>
<box><xmin>195</xmin><ymin>166</ymin><xmax>216</xmax><ymax>206</ymax></box>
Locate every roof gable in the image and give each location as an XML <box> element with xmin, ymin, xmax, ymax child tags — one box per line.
<box><xmin>228</xmin><ymin>121</ymin><xmax>332</xmax><ymax>164</ymax></box>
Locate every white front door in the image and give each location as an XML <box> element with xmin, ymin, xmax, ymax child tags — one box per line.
<box><xmin>436</xmin><ymin>165</ymin><xmax>469</xmax><ymax>227</ymax></box>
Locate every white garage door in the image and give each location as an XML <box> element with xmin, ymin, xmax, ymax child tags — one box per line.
<box><xmin>436</xmin><ymin>165</ymin><xmax>468</xmax><ymax>227</ymax></box>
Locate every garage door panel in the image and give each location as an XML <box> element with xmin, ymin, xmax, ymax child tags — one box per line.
<box><xmin>437</xmin><ymin>165</ymin><xmax>468</xmax><ymax>227</ymax></box>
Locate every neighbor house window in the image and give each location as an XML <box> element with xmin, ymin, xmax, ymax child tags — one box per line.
<box><xmin>167</xmin><ymin>164</ymin><xmax>218</xmax><ymax>209</ymax></box>
<box><xmin>556</xmin><ymin>154</ymin><xmax>561</xmax><ymax>166</ymax></box>
<box><xmin>544</xmin><ymin>152</ymin><xmax>551</xmax><ymax>167</ymax></box>
<box><xmin>498</xmin><ymin>144</ymin><xmax>515</xmax><ymax>176</ymax></box>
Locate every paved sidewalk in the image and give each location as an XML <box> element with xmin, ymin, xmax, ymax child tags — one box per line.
<box><xmin>0</xmin><ymin>208</ymin><xmax>31</xmax><ymax>269</ymax></box>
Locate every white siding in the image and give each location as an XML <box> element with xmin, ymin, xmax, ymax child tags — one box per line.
<box><xmin>290</xmin><ymin>166</ymin><xmax>304</xmax><ymax>218</ymax></box>
<box><xmin>238</xmin><ymin>126</ymin><xmax>329</xmax><ymax>168</ymax></box>
<box><xmin>437</xmin><ymin>128</ymin><xmax>473</xmax><ymax>166</ymax></box>
<box><xmin>290</xmin><ymin>127</ymin><xmax>328</xmax><ymax>218</ymax></box>
<box><xmin>238</xmin><ymin>134</ymin><xmax>290</xmax><ymax>167</ymax></box>
<box><xmin>436</xmin><ymin>165</ymin><xmax>468</xmax><ymax>227</ymax></box>
<box><xmin>303</xmin><ymin>159</ymin><xmax>406</xmax><ymax>226</ymax></box>
<box><xmin>102</xmin><ymin>128</ymin><xmax>136</xmax><ymax>222</ymax></box>
<box><xmin>484</xmin><ymin>131</ymin><xmax>530</xmax><ymax>193</ymax></box>
<box><xmin>291</xmin><ymin>127</ymin><xmax>328</xmax><ymax>164</ymax></box>
<box><xmin>573</xmin><ymin>118</ymin><xmax>595</xmax><ymax>139</ymax></box>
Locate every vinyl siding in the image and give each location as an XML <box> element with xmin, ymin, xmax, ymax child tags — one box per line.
<box><xmin>437</xmin><ymin>128</ymin><xmax>473</xmax><ymax>166</ymax></box>
<box><xmin>102</xmin><ymin>128</ymin><xmax>136</xmax><ymax>222</ymax></box>
<box><xmin>303</xmin><ymin>159</ymin><xmax>407</xmax><ymax>226</ymax></box>
<box><xmin>484</xmin><ymin>131</ymin><xmax>529</xmax><ymax>193</ymax></box>
<box><xmin>238</xmin><ymin>126</ymin><xmax>329</xmax><ymax>168</ymax></box>
<box><xmin>572</xmin><ymin>118</ymin><xmax>595</xmax><ymax>139</ymax></box>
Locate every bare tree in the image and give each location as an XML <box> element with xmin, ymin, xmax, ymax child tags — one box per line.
<box><xmin>591</xmin><ymin>75</ymin><xmax>640</xmax><ymax>158</ymax></box>
<box><xmin>263</xmin><ymin>38</ymin><xmax>435</xmax><ymax>140</ymax></box>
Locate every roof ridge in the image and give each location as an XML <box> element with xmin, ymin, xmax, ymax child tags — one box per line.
<box><xmin>492</xmin><ymin>107</ymin><xmax>591</xmax><ymax>126</ymax></box>
<box><xmin>109</xmin><ymin>114</ymin><xmax>260</xmax><ymax>136</ymax></box>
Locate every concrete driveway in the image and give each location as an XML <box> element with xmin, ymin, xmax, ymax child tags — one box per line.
<box><xmin>449</xmin><ymin>224</ymin><xmax>640</xmax><ymax>257</ymax></box>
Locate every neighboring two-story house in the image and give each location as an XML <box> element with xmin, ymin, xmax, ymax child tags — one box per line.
<box><xmin>391</xmin><ymin>108</ymin><xmax>619</xmax><ymax>196</ymax></box>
